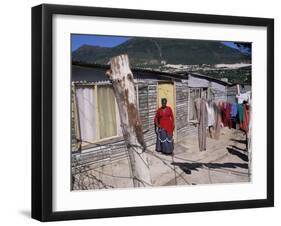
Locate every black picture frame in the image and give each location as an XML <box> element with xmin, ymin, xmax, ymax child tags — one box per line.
<box><xmin>31</xmin><ymin>3</ymin><xmax>274</xmax><ymax>222</ymax></box>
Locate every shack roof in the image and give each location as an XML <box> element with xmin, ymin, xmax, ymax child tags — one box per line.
<box><xmin>187</xmin><ymin>72</ymin><xmax>233</xmax><ymax>86</ymax></box>
<box><xmin>72</xmin><ymin>61</ymin><xmax>233</xmax><ymax>86</ymax></box>
<box><xmin>72</xmin><ymin>62</ymin><xmax>189</xmax><ymax>83</ymax></box>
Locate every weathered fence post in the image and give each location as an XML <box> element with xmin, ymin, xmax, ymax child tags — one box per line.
<box><xmin>106</xmin><ymin>54</ymin><xmax>152</xmax><ymax>187</ymax></box>
<box><xmin>247</xmin><ymin>105</ymin><xmax>252</xmax><ymax>180</ymax></box>
<box><xmin>236</xmin><ymin>84</ymin><xmax>240</xmax><ymax>95</ymax></box>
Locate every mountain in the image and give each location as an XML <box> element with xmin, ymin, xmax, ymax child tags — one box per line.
<box><xmin>72</xmin><ymin>37</ymin><xmax>250</xmax><ymax>67</ymax></box>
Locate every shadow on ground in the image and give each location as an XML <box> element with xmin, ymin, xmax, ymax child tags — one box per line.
<box><xmin>227</xmin><ymin>147</ymin><xmax>249</xmax><ymax>161</ymax></box>
<box><xmin>229</xmin><ymin>145</ymin><xmax>247</xmax><ymax>153</ymax></box>
<box><xmin>230</xmin><ymin>138</ymin><xmax>247</xmax><ymax>144</ymax></box>
<box><xmin>172</xmin><ymin>161</ymin><xmax>248</xmax><ymax>174</ymax></box>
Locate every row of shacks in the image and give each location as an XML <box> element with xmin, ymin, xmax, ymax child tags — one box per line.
<box><xmin>71</xmin><ymin>62</ymin><xmax>250</xmax><ymax>167</ymax></box>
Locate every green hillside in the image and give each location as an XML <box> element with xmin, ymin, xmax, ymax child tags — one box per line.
<box><xmin>72</xmin><ymin>37</ymin><xmax>250</xmax><ymax>66</ymax></box>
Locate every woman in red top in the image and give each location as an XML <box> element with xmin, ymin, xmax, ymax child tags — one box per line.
<box><xmin>154</xmin><ymin>98</ymin><xmax>175</xmax><ymax>155</ymax></box>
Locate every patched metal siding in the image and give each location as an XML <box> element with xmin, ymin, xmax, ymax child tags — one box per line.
<box><xmin>175</xmin><ymin>82</ymin><xmax>189</xmax><ymax>141</ymax></box>
<box><xmin>72</xmin><ymin>73</ymin><xmax>230</xmax><ymax>167</ymax></box>
<box><xmin>138</xmin><ymin>84</ymin><xmax>149</xmax><ymax>130</ymax></box>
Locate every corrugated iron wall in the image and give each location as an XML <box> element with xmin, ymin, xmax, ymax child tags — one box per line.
<box><xmin>72</xmin><ymin>79</ymin><xmax>231</xmax><ymax>167</ymax></box>
<box><xmin>143</xmin><ymin>81</ymin><xmax>158</xmax><ymax>147</ymax></box>
<box><xmin>175</xmin><ymin>82</ymin><xmax>190</xmax><ymax>141</ymax></box>
<box><xmin>72</xmin><ymin>80</ymin><xmax>159</xmax><ymax>166</ymax></box>
<box><xmin>138</xmin><ymin>84</ymin><xmax>149</xmax><ymax>130</ymax></box>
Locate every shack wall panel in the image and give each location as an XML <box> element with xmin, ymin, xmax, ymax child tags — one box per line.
<box><xmin>176</xmin><ymin>82</ymin><xmax>189</xmax><ymax>131</ymax></box>
<box><xmin>72</xmin><ymin>74</ymin><xmax>230</xmax><ymax>167</ymax></box>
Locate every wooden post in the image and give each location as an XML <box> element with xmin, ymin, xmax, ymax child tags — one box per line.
<box><xmin>106</xmin><ymin>54</ymin><xmax>152</xmax><ymax>187</ymax></box>
<box><xmin>247</xmin><ymin>105</ymin><xmax>252</xmax><ymax>180</ymax></box>
<box><xmin>236</xmin><ymin>84</ymin><xmax>240</xmax><ymax>96</ymax></box>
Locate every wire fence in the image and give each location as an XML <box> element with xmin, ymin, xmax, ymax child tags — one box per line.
<box><xmin>72</xmin><ymin>131</ymin><xmax>249</xmax><ymax>190</ymax></box>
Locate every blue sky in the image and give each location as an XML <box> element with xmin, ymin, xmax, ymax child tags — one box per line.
<box><xmin>71</xmin><ymin>34</ymin><xmax>129</xmax><ymax>51</ymax></box>
<box><xmin>71</xmin><ymin>34</ymin><xmax>245</xmax><ymax>53</ymax></box>
<box><xmin>222</xmin><ymin>41</ymin><xmax>239</xmax><ymax>49</ymax></box>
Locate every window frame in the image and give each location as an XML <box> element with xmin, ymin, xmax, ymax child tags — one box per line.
<box><xmin>73</xmin><ymin>83</ymin><xmax>123</xmax><ymax>151</ymax></box>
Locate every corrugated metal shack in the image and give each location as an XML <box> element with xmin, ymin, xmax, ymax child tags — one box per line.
<box><xmin>71</xmin><ymin>62</ymin><xmax>235</xmax><ymax>166</ymax></box>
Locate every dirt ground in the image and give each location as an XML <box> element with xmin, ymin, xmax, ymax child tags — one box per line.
<box><xmin>149</xmin><ymin>127</ymin><xmax>249</xmax><ymax>186</ymax></box>
<box><xmin>72</xmin><ymin>127</ymin><xmax>250</xmax><ymax>190</ymax></box>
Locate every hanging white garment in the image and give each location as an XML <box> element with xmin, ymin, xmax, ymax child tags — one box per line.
<box><xmin>206</xmin><ymin>102</ymin><xmax>215</xmax><ymax>127</ymax></box>
<box><xmin>236</xmin><ymin>91</ymin><xmax>251</xmax><ymax>104</ymax></box>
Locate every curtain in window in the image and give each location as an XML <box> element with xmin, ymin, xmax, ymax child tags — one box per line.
<box><xmin>75</xmin><ymin>86</ymin><xmax>97</xmax><ymax>143</ymax></box>
<box><xmin>97</xmin><ymin>86</ymin><xmax>117</xmax><ymax>139</ymax></box>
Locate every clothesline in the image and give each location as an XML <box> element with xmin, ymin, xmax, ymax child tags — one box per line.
<box><xmin>194</xmin><ymin>97</ymin><xmax>251</xmax><ymax>152</ymax></box>
<box><xmin>219</xmin><ymin>101</ymin><xmax>250</xmax><ymax>132</ymax></box>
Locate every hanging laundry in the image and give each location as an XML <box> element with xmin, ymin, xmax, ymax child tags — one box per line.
<box><xmin>220</xmin><ymin>102</ymin><xmax>232</xmax><ymax>129</ymax></box>
<box><xmin>236</xmin><ymin>91</ymin><xmax>251</xmax><ymax>104</ymax></box>
<box><xmin>226</xmin><ymin>103</ymin><xmax>233</xmax><ymax>129</ymax></box>
<box><xmin>213</xmin><ymin>102</ymin><xmax>222</xmax><ymax>139</ymax></box>
<box><xmin>237</xmin><ymin>104</ymin><xmax>244</xmax><ymax>124</ymax></box>
<box><xmin>240</xmin><ymin>104</ymin><xmax>250</xmax><ymax>132</ymax></box>
<box><xmin>194</xmin><ymin>98</ymin><xmax>208</xmax><ymax>151</ymax></box>
<box><xmin>230</xmin><ymin>103</ymin><xmax>238</xmax><ymax>129</ymax></box>
<box><xmin>220</xmin><ymin>102</ymin><xmax>227</xmax><ymax>127</ymax></box>
<box><xmin>206</xmin><ymin>101</ymin><xmax>215</xmax><ymax>127</ymax></box>
<box><xmin>206</xmin><ymin>101</ymin><xmax>215</xmax><ymax>138</ymax></box>
<box><xmin>193</xmin><ymin>98</ymin><xmax>251</xmax><ymax>151</ymax></box>
<box><xmin>231</xmin><ymin>103</ymin><xmax>238</xmax><ymax>118</ymax></box>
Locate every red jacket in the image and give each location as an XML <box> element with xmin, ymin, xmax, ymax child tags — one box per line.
<box><xmin>154</xmin><ymin>106</ymin><xmax>174</xmax><ymax>135</ymax></box>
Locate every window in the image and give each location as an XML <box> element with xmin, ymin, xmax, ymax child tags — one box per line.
<box><xmin>201</xmin><ymin>88</ymin><xmax>208</xmax><ymax>99</ymax></box>
<box><xmin>74</xmin><ymin>84</ymin><xmax>121</xmax><ymax>148</ymax></box>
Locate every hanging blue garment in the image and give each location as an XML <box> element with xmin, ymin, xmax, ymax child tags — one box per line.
<box><xmin>231</xmin><ymin>103</ymin><xmax>238</xmax><ymax>118</ymax></box>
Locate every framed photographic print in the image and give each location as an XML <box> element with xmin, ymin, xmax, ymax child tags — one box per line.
<box><xmin>31</xmin><ymin>4</ymin><xmax>274</xmax><ymax>221</ymax></box>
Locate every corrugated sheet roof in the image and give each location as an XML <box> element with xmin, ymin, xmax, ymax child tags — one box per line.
<box><xmin>72</xmin><ymin>62</ymin><xmax>233</xmax><ymax>86</ymax></box>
